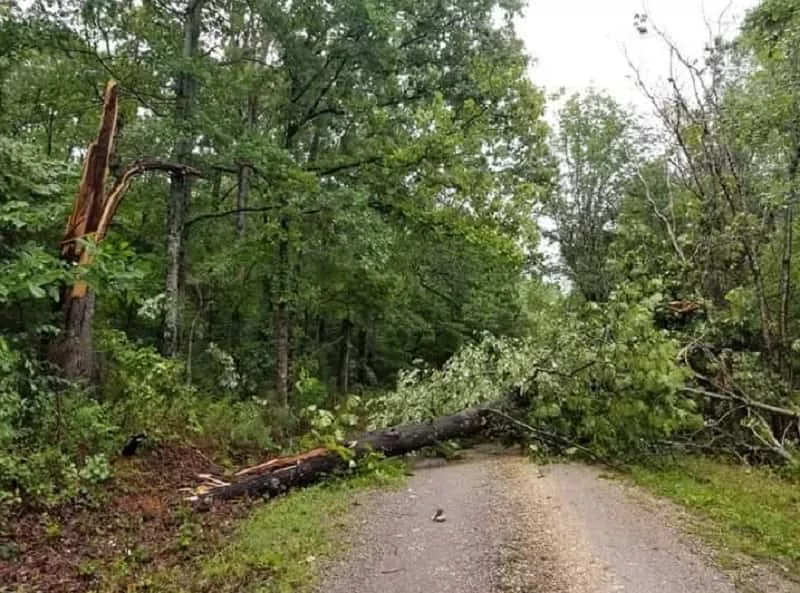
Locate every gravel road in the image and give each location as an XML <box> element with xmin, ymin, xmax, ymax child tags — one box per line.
<box><xmin>317</xmin><ymin>453</ymin><xmax>800</xmax><ymax>593</ymax></box>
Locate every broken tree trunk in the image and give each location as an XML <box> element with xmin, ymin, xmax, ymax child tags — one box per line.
<box><xmin>54</xmin><ymin>80</ymin><xmax>200</xmax><ymax>379</ymax></box>
<box><xmin>190</xmin><ymin>403</ymin><xmax>497</xmax><ymax>503</ymax></box>
<box><xmin>55</xmin><ymin>80</ymin><xmax>120</xmax><ymax>378</ymax></box>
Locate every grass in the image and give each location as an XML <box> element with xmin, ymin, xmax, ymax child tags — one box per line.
<box><xmin>631</xmin><ymin>457</ymin><xmax>800</xmax><ymax>576</ymax></box>
<box><xmin>182</xmin><ymin>459</ymin><xmax>405</xmax><ymax>593</ymax></box>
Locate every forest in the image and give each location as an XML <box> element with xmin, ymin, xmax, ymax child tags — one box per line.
<box><xmin>1</xmin><ymin>0</ymin><xmax>800</xmax><ymax>520</ymax></box>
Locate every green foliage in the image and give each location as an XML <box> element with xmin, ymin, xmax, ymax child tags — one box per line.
<box><xmin>546</xmin><ymin>90</ymin><xmax>633</xmax><ymax>301</ymax></box>
<box><xmin>98</xmin><ymin>330</ymin><xmax>280</xmax><ymax>454</ymax></box>
<box><xmin>0</xmin><ymin>328</ymin><xmax>278</xmax><ymax>509</ymax></box>
<box><xmin>299</xmin><ymin>395</ymin><xmax>363</xmax><ymax>449</ymax></box>
<box><xmin>97</xmin><ymin>329</ymin><xmax>196</xmax><ymax>438</ymax></box>
<box><xmin>197</xmin><ymin>398</ymin><xmax>275</xmax><ymax>454</ymax></box>
<box><xmin>78</xmin><ymin>453</ymin><xmax>111</xmax><ymax>484</ymax></box>
<box><xmin>371</xmin><ymin>281</ymin><xmax>699</xmax><ymax>460</ymax></box>
<box><xmin>0</xmin><ymin>136</ymin><xmax>70</xmax><ymax>306</ymax></box>
<box><xmin>0</xmin><ymin>337</ymin><xmax>77</xmax><ymax>508</ymax></box>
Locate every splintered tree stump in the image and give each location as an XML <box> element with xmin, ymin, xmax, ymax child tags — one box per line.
<box><xmin>192</xmin><ymin>403</ymin><xmax>498</xmax><ymax>503</ymax></box>
<box><xmin>54</xmin><ymin>80</ymin><xmax>200</xmax><ymax>378</ymax></box>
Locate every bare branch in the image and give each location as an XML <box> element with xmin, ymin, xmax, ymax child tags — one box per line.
<box><xmin>683</xmin><ymin>386</ymin><xmax>800</xmax><ymax>420</ymax></box>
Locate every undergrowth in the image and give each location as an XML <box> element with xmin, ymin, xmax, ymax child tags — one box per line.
<box><xmin>632</xmin><ymin>457</ymin><xmax>800</xmax><ymax>577</ymax></box>
<box><xmin>0</xmin><ymin>329</ymin><xmax>276</xmax><ymax>512</ymax></box>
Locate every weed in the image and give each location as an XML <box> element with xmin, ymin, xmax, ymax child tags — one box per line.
<box><xmin>42</xmin><ymin>514</ymin><xmax>61</xmax><ymax>540</ymax></box>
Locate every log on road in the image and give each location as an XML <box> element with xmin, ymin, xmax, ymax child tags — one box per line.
<box><xmin>190</xmin><ymin>403</ymin><xmax>497</xmax><ymax>503</ymax></box>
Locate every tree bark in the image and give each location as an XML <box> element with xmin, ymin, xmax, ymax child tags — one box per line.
<box><xmin>779</xmin><ymin>140</ymin><xmax>800</xmax><ymax>382</ymax></box>
<box><xmin>317</xmin><ymin>316</ymin><xmax>328</xmax><ymax>383</ymax></box>
<box><xmin>779</xmin><ymin>202</ymin><xmax>793</xmax><ymax>380</ymax></box>
<box><xmin>356</xmin><ymin>326</ymin><xmax>368</xmax><ymax>385</ymax></box>
<box><xmin>275</xmin><ymin>215</ymin><xmax>291</xmax><ymax>405</ymax></box>
<box><xmin>236</xmin><ymin>95</ymin><xmax>257</xmax><ymax>240</ymax></box>
<box><xmin>163</xmin><ymin>0</ymin><xmax>203</xmax><ymax>358</ymax></box>
<box><xmin>337</xmin><ymin>318</ymin><xmax>353</xmax><ymax>394</ymax></box>
<box><xmin>236</xmin><ymin>165</ymin><xmax>251</xmax><ymax>240</ymax></box>
<box><xmin>194</xmin><ymin>402</ymin><xmax>496</xmax><ymax>502</ymax></box>
<box><xmin>57</xmin><ymin>291</ymin><xmax>97</xmax><ymax>379</ymax></box>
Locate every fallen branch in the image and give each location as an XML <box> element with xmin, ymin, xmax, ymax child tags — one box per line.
<box><xmin>234</xmin><ymin>447</ymin><xmax>330</xmax><ymax>477</ymax></box>
<box><xmin>486</xmin><ymin>408</ymin><xmax>623</xmax><ymax>470</ymax></box>
<box><xmin>683</xmin><ymin>386</ymin><xmax>800</xmax><ymax>419</ymax></box>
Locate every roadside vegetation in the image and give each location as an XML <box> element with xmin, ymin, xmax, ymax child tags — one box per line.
<box><xmin>84</xmin><ymin>464</ymin><xmax>405</xmax><ymax>593</ymax></box>
<box><xmin>633</xmin><ymin>458</ymin><xmax>800</xmax><ymax>578</ymax></box>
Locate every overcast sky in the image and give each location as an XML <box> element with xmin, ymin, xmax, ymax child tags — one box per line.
<box><xmin>516</xmin><ymin>0</ymin><xmax>761</xmax><ymax>280</ymax></box>
<box><xmin>516</xmin><ymin>0</ymin><xmax>760</xmax><ymax>119</ymax></box>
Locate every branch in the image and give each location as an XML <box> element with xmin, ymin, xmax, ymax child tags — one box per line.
<box><xmin>485</xmin><ymin>408</ymin><xmax>623</xmax><ymax>470</ymax></box>
<box><xmin>306</xmin><ymin>155</ymin><xmax>384</xmax><ymax>176</ymax></box>
<box><xmin>417</xmin><ymin>277</ymin><xmax>459</xmax><ymax>308</ymax></box>
<box><xmin>631</xmin><ymin>158</ymin><xmax>687</xmax><ymax>265</ymax></box>
<box><xmin>185</xmin><ymin>205</ymin><xmax>324</xmax><ymax>228</ymax></box>
<box><xmin>186</xmin><ymin>205</ymin><xmax>279</xmax><ymax>228</ymax></box>
<box><xmin>96</xmin><ymin>158</ymin><xmax>201</xmax><ymax>241</ymax></box>
<box><xmin>683</xmin><ymin>386</ymin><xmax>800</xmax><ymax>420</ymax></box>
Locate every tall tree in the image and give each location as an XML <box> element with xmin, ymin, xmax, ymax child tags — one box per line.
<box><xmin>163</xmin><ymin>0</ymin><xmax>205</xmax><ymax>357</ymax></box>
<box><xmin>548</xmin><ymin>90</ymin><xmax>633</xmax><ymax>301</ymax></box>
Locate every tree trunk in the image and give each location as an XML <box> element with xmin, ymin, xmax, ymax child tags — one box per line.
<box><xmin>194</xmin><ymin>402</ymin><xmax>496</xmax><ymax>502</ymax></box>
<box><xmin>275</xmin><ymin>300</ymin><xmax>290</xmax><ymax>406</ymax></box>
<box><xmin>779</xmin><ymin>203</ymin><xmax>793</xmax><ymax>380</ymax></box>
<box><xmin>317</xmin><ymin>316</ymin><xmax>328</xmax><ymax>383</ymax></box>
<box><xmin>236</xmin><ymin>95</ymin><xmax>257</xmax><ymax>240</ymax></box>
<box><xmin>53</xmin><ymin>81</ymin><xmax>198</xmax><ymax>377</ymax></box>
<box><xmin>356</xmin><ymin>327</ymin><xmax>368</xmax><ymax>385</ymax></box>
<box><xmin>337</xmin><ymin>318</ymin><xmax>353</xmax><ymax>394</ymax></box>
<box><xmin>779</xmin><ymin>140</ymin><xmax>800</xmax><ymax>383</ymax></box>
<box><xmin>53</xmin><ymin>81</ymin><xmax>119</xmax><ymax>379</ymax></box>
<box><xmin>58</xmin><ymin>291</ymin><xmax>97</xmax><ymax>379</ymax></box>
<box><xmin>163</xmin><ymin>0</ymin><xmax>203</xmax><ymax>357</ymax></box>
<box><xmin>236</xmin><ymin>165</ymin><xmax>250</xmax><ymax>240</ymax></box>
<box><xmin>275</xmin><ymin>215</ymin><xmax>291</xmax><ymax>405</ymax></box>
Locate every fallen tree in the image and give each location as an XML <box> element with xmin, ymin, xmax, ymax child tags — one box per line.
<box><xmin>183</xmin><ymin>327</ymin><xmax>800</xmax><ymax>506</ymax></box>
<box><xmin>187</xmin><ymin>402</ymin><xmax>498</xmax><ymax>504</ymax></box>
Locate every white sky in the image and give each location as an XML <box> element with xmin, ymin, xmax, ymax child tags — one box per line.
<box><xmin>517</xmin><ymin>0</ymin><xmax>760</xmax><ymax>119</ymax></box>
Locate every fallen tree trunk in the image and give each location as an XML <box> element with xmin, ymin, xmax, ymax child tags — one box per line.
<box><xmin>189</xmin><ymin>403</ymin><xmax>497</xmax><ymax>504</ymax></box>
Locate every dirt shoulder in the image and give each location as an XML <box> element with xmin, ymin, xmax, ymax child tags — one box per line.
<box><xmin>0</xmin><ymin>444</ymin><xmax>253</xmax><ymax>593</ymax></box>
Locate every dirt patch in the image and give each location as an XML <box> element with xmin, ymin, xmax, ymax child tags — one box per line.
<box><xmin>0</xmin><ymin>443</ymin><xmax>252</xmax><ymax>593</ymax></box>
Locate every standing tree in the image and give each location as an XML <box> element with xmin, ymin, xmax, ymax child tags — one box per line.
<box><xmin>547</xmin><ymin>91</ymin><xmax>633</xmax><ymax>301</ymax></box>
